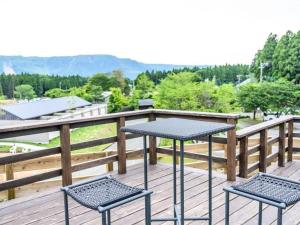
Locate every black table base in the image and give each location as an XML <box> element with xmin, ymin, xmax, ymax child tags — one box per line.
<box><xmin>143</xmin><ymin>135</ymin><xmax>213</xmax><ymax>225</ymax></box>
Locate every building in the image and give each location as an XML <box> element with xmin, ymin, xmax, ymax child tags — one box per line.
<box><xmin>0</xmin><ymin>96</ymin><xmax>107</xmax><ymax>143</ymax></box>
<box><xmin>0</xmin><ymin>96</ymin><xmax>93</xmax><ymax>120</ymax></box>
<box><xmin>138</xmin><ymin>99</ymin><xmax>154</xmax><ymax>110</ymax></box>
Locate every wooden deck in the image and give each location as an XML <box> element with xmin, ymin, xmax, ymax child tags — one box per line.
<box><xmin>2</xmin><ymin>162</ymin><xmax>300</xmax><ymax>225</ymax></box>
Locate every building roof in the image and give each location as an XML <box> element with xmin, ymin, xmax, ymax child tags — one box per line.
<box><xmin>138</xmin><ymin>99</ymin><xmax>153</xmax><ymax>107</ymax></box>
<box><xmin>1</xmin><ymin>96</ymin><xmax>91</xmax><ymax>120</ymax></box>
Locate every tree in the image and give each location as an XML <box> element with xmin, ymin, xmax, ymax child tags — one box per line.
<box><xmin>111</xmin><ymin>70</ymin><xmax>127</xmax><ymax>92</ymax></box>
<box><xmin>237</xmin><ymin>83</ymin><xmax>268</xmax><ymax>119</ymax></box>
<box><xmin>44</xmin><ymin>88</ymin><xmax>68</xmax><ymax>98</ymax></box>
<box><xmin>154</xmin><ymin>72</ymin><xmax>200</xmax><ymax>110</ymax></box>
<box><xmin>14</xmin><ymin>84</ymin><xmax>37</xmax><ymax>100</ymax></box>
<box><xmin>87</xmin><ymin>85</ymin><xmax>103</xmax><ymax>102</ymax></box>
<box><xmin>213</xmin><ymin>84</ymin><xmax>239</xmax><ymax>113</ymax></box>
<box><xmin>263</xmin><ymin>80</ymin><xmax>300</xmax><ymax>116</ymax></box>
<box><xmin>128</xmin><ymin>89</ymin><xmax>142</xmax><ymax>110</ymax></box>
<box><xmin>250</xmin><ymin>33</ymin><xmax>278</xmax><ymax>80</ymax></box>
<box><xmin>108</xmin><ymin>88</ymin><xmax>128</xmax><ymax>113</ymax></box>
<box><xmin>238</xmin><ymin>80</ymin><xmax>300</xmax><ymax>118</ymax></box>
<box><xmin>272</xmin><ymin>31</ymin><xmax>294</xmax><ymax>80</ymax></box>
<box><xmin>135</xmin><ymin>74</ymin><xmax>155</xmax><ymax>98</ymax></box>
<box><xmin>89</xmin><ymin>73</ymin><xmax>111</xmax><ymax>91</ymax></box>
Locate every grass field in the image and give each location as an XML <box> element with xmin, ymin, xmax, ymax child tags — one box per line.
<box><xmin>0</xmin><ymin>145</ymin><xmax>10</xmax><ymax>152</ymax></box>
<box><xmin>37</xmin><ymin>123</ymin><xmax>116</xmax><ymax>153</ymax></box>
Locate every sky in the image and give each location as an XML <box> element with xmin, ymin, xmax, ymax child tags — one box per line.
<box><xmin>0</xmin><ymin>0</ymin><xmax>299</xmax><ymax>65</ymax></box>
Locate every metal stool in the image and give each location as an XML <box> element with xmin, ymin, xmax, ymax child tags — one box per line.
<box><xmin>224</xmin><ymin>173</ymin><xmax>300</xmax><ymax>225</ymax></box>
<box><xmin>61</xmin><ymin>175</ymin><xmax>152</xmax><ymax>225</ymax></box>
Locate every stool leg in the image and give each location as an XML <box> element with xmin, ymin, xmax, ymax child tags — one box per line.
<box><xmin>225</xmin><ymin>191</ymin><xmax>230</xmax><ymax>225</ymax></box>
<box><xmin>102</xmin><ymin>211</ymin><xmax>107</xmax><ymax>225</ymax></box>
<box><xmin>277</xmin><ymin>208</ymin><xmax>283</xmax><ymax>225</ymax></box>
<box><xmin>63</xmin><ymin>192</ymin><xmax>69</xmax><ymax>225</ymax></box>
<box><xmin>107</xmin><ymin>210</ymin><xmax>111</xmax><ymax>225</ymax></box>
<box><xmin>258</xmin><ymin>202</ymin><xmax>263</xmax><ymax>225</ymax></box>
<box><xmin>145</xmin><ymin>194</ymin><xmax>151</xmax><ymax>225</ymax></box>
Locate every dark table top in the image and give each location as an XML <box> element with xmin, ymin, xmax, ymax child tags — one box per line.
<box><xmin>120</xmin><ymin>118</ymin><xmax>235</xmax><ymax>141</ymax></box>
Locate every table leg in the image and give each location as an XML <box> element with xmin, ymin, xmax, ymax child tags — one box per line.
<box><xmin>143</xmin><ymin>135</ymin><xmax>148</xmax><ymax>190</ymax></box>
<box><xmin>208</xmin><ymin>135</ymin><xmax>212</xmax><ymax>225</ymax></box>
<box><xmin>180</xmin><ymin>140</ymin><xmax>185</xmax><ymax>224</ymax></box>
<box><xmin>173</xmin><ymin>139</ymin><xmax>177</xmax><ymax>224</ymax></box>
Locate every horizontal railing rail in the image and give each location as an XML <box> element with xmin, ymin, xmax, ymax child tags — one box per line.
<box><xmin>0</xmin><ymin>109</ymin><xmax>239</xmax><ymax>200</ymax></box>
<box><xmin>237</xmin><ymin>116</ymin><xmax>294</xmax><ymax>178</ymax></box>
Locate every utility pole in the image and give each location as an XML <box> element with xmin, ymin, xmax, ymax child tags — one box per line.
<box><xmin>260</xmin><ymin>62</ymin><xmax>269</xmax><ymax>83</ymax></box>
<box><xmin>260</xmin><ymin>62</ymin><xmax>263</xmax><ymax>83</ymax></box>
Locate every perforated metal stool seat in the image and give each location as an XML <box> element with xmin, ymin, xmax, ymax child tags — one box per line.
<box><xmin>224</xmin><ymin>173</ymin><xmax>300</xmax><ymax>225</ymax></box>
<box><xmin>61</xmin><ymin>175</ymin><xmax>152</xmax><ymax>225</ymax></box>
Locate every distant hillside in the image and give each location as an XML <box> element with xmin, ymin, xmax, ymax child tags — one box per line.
<box><xmin>0</xmin><ymin>55</ymin><xmax>203</xmax><ymax>79</ymax></box>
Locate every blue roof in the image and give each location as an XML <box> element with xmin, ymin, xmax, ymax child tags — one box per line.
<box><xmin>1</xmin><ymin>96</ymin><xmax>91</xmax><ymax>120</ymax></box>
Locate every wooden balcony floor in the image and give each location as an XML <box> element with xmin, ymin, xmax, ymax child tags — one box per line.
<box><xmin>2</xmin><ymin>161</ymin><xmax>300</xmax><ymax>225</ymax></box>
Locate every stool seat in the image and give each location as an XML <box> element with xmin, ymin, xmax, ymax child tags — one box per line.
<box><xmin>63</xmin><ymin>176</ymin><xmax>143</xmax><ymax>209</ymax></box>
<box><xmin>232</xmin><ymin>173</ymin><xmax>300</xmax><ymax>207</ymax></box>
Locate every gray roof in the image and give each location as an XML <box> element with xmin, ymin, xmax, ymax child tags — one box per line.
<box><xmin>138</xmin><ymin>99</ymin><xmax>153</xmax><ymax>107</ymax></box>
<box><xmin>1</xmin><ymin>96</ymin><xmax>91</xmax><ymax>120</ymax></box>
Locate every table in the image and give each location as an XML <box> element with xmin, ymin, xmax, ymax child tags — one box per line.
<box><xmin>121</xmin><ymin>118</ymin><xmax>235</xmax><ymax>224</ymax></box>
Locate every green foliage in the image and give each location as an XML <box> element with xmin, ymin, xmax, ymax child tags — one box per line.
<box><xmin>135</xmin><ymin>74</ymin><xmax>154</xmax><ymax>98</ymax></box>
<box><xmin>238</xmin><ymin>80</ymin><xmax>300</xmax><ymax>118</ymax></box>
<box><xmin>44</xmin><ymin>85</ymin><xmax>103</xmax><ymax>103</ymax></box>
<box><xmin>251</xmin><ymin>31</ymin><xmax>300</xmax><ymax>83</ymax></box>
<box><xmin>238</xmin><ymin>83</ymin><xmax>268</xmax><ymax>119</ymax></box>
<box><xmin>89</xmin><ymin>73</ymin><xmax>112</xmax><ymax>91</ymax></box>
<box><xmin>136</xmin><ymin>65</ymin><xmax>249</xmax><ymax>86</ymax></box>
<box><xmin>88</xmin><ymin>70</ymin><xmax>130</xmax><ymax>94</ymax></box>
<box><xmin>44</xmin><ymin>88</ymin><xmax>68</xmax><ymax>98</ymax></box>
<box><xmin>14</xmin><ymin>84</ymin><xmax>37</xmax><ymax>100</ymax></box>
<box><xmin>154</xmin><ymin>72</ymin><xmax>239</xmax><ymax>113</ymax></box>
<box><xmin>250</xmin><ymin>33</ymin><xmax>278</xmax><ymax>80</ymax></box>
<box><xmin>213</xmin><ymin>84</ymin><xmax>239</xmax><ymax>113</ymax></box>
<box><xmin>128</xmin><ymin>89</ymin><xmax>142</xmax><ymax>110</ymax></box>
<box><xmin>108</xmin><ymin>88</ymin><xmax>128</xmax><ymax>113</ymax></box>
<box><xmin>0</xmin><ymin>73</ymin><xmax>88</xmax><ymax>98</ymax></box>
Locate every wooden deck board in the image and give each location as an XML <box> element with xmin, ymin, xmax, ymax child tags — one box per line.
<box><xmin>2</xmin><ymin>161</ymin><xmax>300</xmax><ymax>225</ymax></box>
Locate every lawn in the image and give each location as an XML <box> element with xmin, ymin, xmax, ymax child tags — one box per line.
<box><xmin>37</xmin><ymin>123</ymin><xmax>116</xmax><ymax>154</ymax></box>
<box><xmin>0</xmin><ymin>145</ymin><xmax>10</xmax><ymax>153</ymax></box>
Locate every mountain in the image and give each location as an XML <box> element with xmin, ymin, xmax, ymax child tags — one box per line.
<box><xmin>0</xmin><ymin>55</ymin><xmax>203</xmax><ymax>79</ymax></box>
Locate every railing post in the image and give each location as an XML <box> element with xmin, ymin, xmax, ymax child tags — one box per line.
<box><xmin>5</xmin><ymin>163</ymin><xmax>15</xmax><ymax>199</ymax></box>
<box><xmin>278</xmin><ymin>122</ymin><xmax>286</xmax><ymax>167</ymax></box>
<box><xmin>259</xmin><ymin>129</ymin><xmax>268</xmax><ymax>173</ymax></box>
<box><xmin>60</xmin><ymin>124</ymin><xmax>72</xmax><ymax>186</ymax></box>
<box><xmin>106</xmin><ymin>151</ymin><xmax>114</xmax><ymax>172</ymax></box>
<box><xmin>149</xmin><ymin>113</ymin><xmax>157</xmax><ymax>165</ymax></box>
<box><xmin>226</xmin><ymin>118</ymin><xmax>237</xmax><ymax>181</ymax></box>
<box><xmin>239</xmin><ymin>136</ymin><xmax>248</xmax><ymax>178</ymax></box>
<box><xmin>288</xmin><ymin>120</ymin><xmax>294</xmax><ymax>162</ymax></box>
<box><xmin>117</xmin><ymin>116</ymin><xmax>126</xmax><ymax>174</ymax></box>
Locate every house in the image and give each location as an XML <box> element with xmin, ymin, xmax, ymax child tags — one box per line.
<box><xmin>0</xmin><ymin>96</ymin><xmax>107</xmax><ymax>143</ymax></box>
<box><xmin>0</xmin><ymin>96</ymin><xmax>92</xmax><ymax>120</ymax></box>
<box><xmin>138</xmin><ymin>99</ymin><xmax>154</xmax><ymax>110</ymax></box>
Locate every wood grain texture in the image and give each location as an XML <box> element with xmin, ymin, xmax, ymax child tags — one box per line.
<box><xmin>288</xmin><ymin>120</ymin><xmax>294</xmax><ymax>161</ymax></box>
<box><xmin>2</xmin><ymin>162</ymin><xmax>300</xmax><ymax>225</ymax></box>
<box><xmin>117</xmin><ymin>116</ymin><xmax>126</xmax><ymax>174</ymax></box>
<box><xmin>278</xmin><ymin>122</ymin><xmax>286</xmax><ymax>167</ymax></box>
<box><xmin>259</xmin><ymin>129</ymin><xmax>268</xmax><ymax>172</ymax></box>
<box><xmin>60</xmin><ymin>124</ymin><xmax>72</xmax><ymax>186</ymax></box>
<box><xmin>239</xmin><ymin>136</ymin><xmax>248</xmax><ymax>178</ymax></box>
<box><xmin>226</xmin><ymin>118</ymin><xmax>237</xmax><ymax>181</ymax></box>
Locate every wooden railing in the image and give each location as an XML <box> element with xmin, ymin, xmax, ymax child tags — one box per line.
<box><xmin>0</xmin><ymin>109</ymin><xmax>239</xmax><ymax>199</ymax></box>
<box><xmin>237</xmin><ymin>116</ymin><xmax>294</xmax><ymax>178</ymax></box>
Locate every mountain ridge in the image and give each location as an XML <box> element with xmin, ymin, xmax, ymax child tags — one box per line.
<box><xmin>0</xmin><ymin>54</ymin><xmax>204</xmax><ymax>79</ymax></box>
